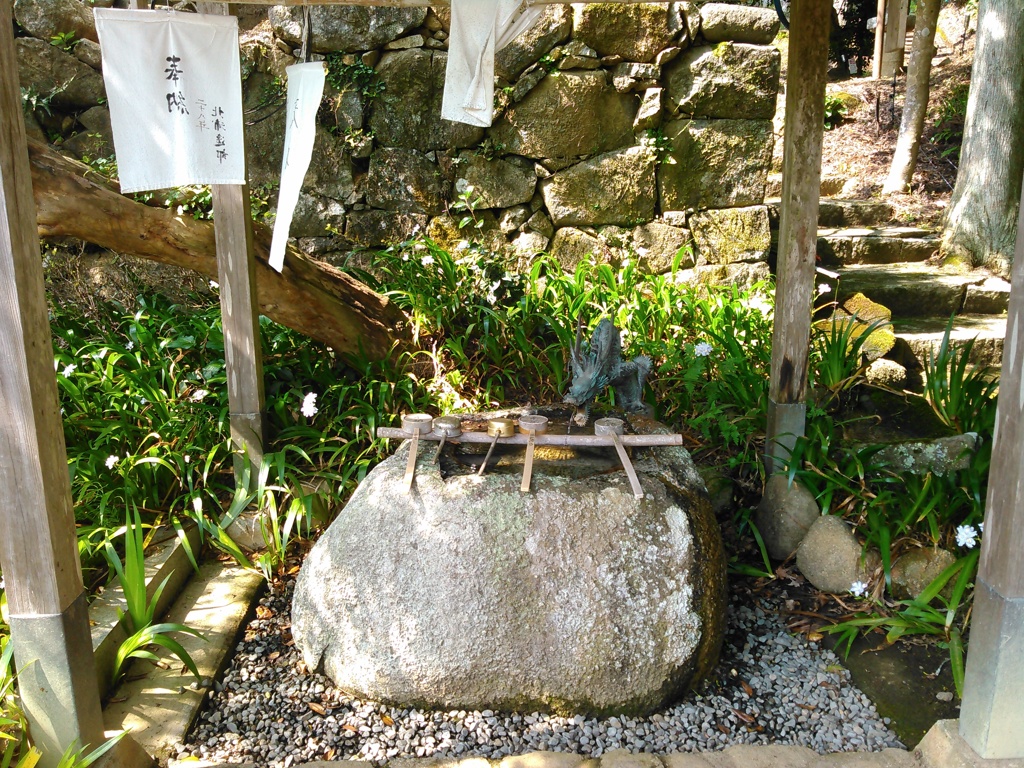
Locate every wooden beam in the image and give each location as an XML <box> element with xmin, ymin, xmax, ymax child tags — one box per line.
<box><xmin>197</xmin><ymin>1</ymin><xmax>266</xmax><ymax>476</ymax></box>
<box><xmin>0</xmin><ymin>0</ymin><xmax>105</xmax><ymax>761</ymax></box>
<box><xmin>764</xmin><ymin>0</ymin><xmax>831</xmax><ymax>474</ymax></box>
<box><xmin>959</xmin><ymin>170</ymin><xmax>1024</xmax><ymax>759</ymax></box>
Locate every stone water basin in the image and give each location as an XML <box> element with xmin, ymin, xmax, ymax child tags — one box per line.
<box><xmin>291</xmin><ymin>408</ymin><xmax>727</xmax><ymax>716</ymax></box>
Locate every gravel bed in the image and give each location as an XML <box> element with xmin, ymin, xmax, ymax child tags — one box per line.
<box><xmin>179</xmin><ymin>579</ymin><xmax>903</xmax><ymax>766</ymax></box>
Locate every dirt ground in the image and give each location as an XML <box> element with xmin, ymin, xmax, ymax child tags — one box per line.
<box><xmin>809</xmin><ymin>5</ymin><xmax>977</xmax><ymax>227</ymax></box>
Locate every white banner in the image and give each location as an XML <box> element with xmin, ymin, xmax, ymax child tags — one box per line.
<box><xmin>269</xmin><ymin>62</ymin><xmax>326</xmax><ymax>273</ymax></box>
<box><xmin>94</xmin><ymin>9</ymin><xmax>245</xmax><ymax>193</ymax></box>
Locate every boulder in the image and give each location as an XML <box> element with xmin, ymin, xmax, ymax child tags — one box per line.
<box><xmin>634</xmin><ymin>87</ymin><xmax>665</xmax><ymax>132</ymax></box>
<box><xmin>796</xmin><ymin>516</ymin><xmax>878</xmax><ymax>594</ymax></box>
<box><xmin>365</xmin><ymin>148</ymin><xmax>445</xmax><ymax>215</ymax></box>
<box><xmin>549</xmin><ymin>227</ymin><xmax>610</xmax><ymax>270</ymax></box>
<box><xmin>489</xmin><ymin>71</ymin><xmax>637</xmax><ymax>160</ymax></box>
<box><xmin>290</xmin><ymin>194</ymin><xmax>347</xmax><ymax>239</ymax></box>
<box><xmin>511</xmin><ymin>230</ymin><xmax>551</xmax><ymax>262</ymax></box>
<box><xmin>658</xmin><ymin>118</ymin><xmax>773</xmax><ymax>210</ymax></box>
<box><xmin>62</xmin><ymin>105</ymin><xmax>114</xmax><ymax>160</ymax></box>
<box><xmin>72</xmin><ymin>38</ymin><xmax>102</xmax><ymax>71</ymax></box>
<box><xmin>679</xmin><ymin>1</ymin><xmax>702</xmax><ymax>44</ymax></box>
<box><xmin>370</xmin><ymin>50</ymin><xmax>484</xmax><ymax>151</ymax></box>
<box><xmin>269</xmin><ymin>6</ymin><xmax>426</xmax><ymax>53</ymax></box>
<box><xmin>674</xmin><ymin>262</ymin><xmax>771</xmax><ymax>290</ymax></box>
<box><xmin>573</xmin><ymin>3</ymin><xmax>685</xmax><ymax>63</ymax></box>
<box><xmin>425</xmin><ymin>213</ymin><xmax>505</xmax><ymax>254</ymax></box>
<box><xmin>633</xmin><ymin>221</ymin><xmax>694</xmax><ymax>273</ymax></box>
<box><xmin>456</xmin><ymin>153</ymin><xmax>537</xmax><ymax>210</ymax></box>
<box><xmin>664</xmin><ymin>43</ymin><xmax>780</xmax><ymax>120</ymax></box>
<box><xmin>292</xmin><ymin>410</ymin><xmax>727</xmax><ymax>715</ymax></box>
<box><xmin>14</xmin><ymin>0</ymin><xmax>98</xmax><ymax>43</ymax></box>
<box><xmin>16</xmin><ymin>37</ymin><xmax>105</xmax><ymax>109</ymax></box>
<box><xmin>890</xmin><ymin>547</ymin><xmax>957</xmax><ymax>601</ymax></box>
<box><xmin>865</xmin><ymin>359</ymin><xmax>907</xmax><ymax>389</ymax></box>
<box><xmin>755</xmin><ymin>475</ymin><xmax>820</xmax><ymax>560</ymax></box>
<box><xmin>559</xmin><ymin>40</ymin><xmax>601</xmax><ymax>71</ymax></box>
<box><xmin>541</xmin><ymin>147</ymin><xmax>657</xmax><ymax>227</ymax></box>
<box><xmin>495</xmin><ymin>6</ymin><xmax>572</xmax><ymax>80</ymax></box>
<box><xmin>875</xmin><ymin>434</ymin><xmax>979</xmax><ymax>477</ymax></box>
<box><xmin>345</xmin><ymin>210</ymin><xmax>427</xmax><ymax>247</ymax></box>
<box><xmin>698</xmin><ymin>3</ymin><xmax>781</xmax><ymax>45</ymax></box>
<box><xmin>690</xmin><ymin>206</ymin><xmax>771</xmax><ymax>264</ymax></box>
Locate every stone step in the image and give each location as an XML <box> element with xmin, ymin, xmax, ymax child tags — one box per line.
<box><xmin>766</xmin><ymin>198</ymin><xmax>895</xmax><ymax>228</ymax></box>
<box><xmin>835</xmin><ymin>263</ymin><xmax>1010</xmax><ymax>318</ymax></box>
<box><xmin>765</xmin><ymin>172</ymin><xmax>848</xmax><ymax>198</ymax></box>
<box><xmin>816</xmin><ymin>227</ymin><xmax>939</xmax><ymax>266</ymax></box>
<box><xmin>890</xmin><ymin>314</ymin><xmax>1006</xmax><ymax>370</ymax></box>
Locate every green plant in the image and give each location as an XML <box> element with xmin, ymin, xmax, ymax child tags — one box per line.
<box><xmin>922</xmin><ymin>316</ymin><xmax>999</xmax><ymax>435</ymax></box>
<box><xmin>104</xmin><ymin>509</ymin><xmax>204</xmax><ymax>684</ymax></box>
<box><xmin>19</xmin><ymin>86</ymin><xmax>55</xmax><ymax>118</ymax></box>
<box><xmin>49</xmin><ymin>31</ymin><xmax>78</xmax><ymax>52</ymax></box>
<box><xmin>823</xmin><ymin>92</ymin><xmax>848</xmax><ymax>130</ymax></box>
<box><xmin>642</xmin><ymin>128</ymin><xmax>677</xmax><ymax>165</ymax></box>
<box><xmin>810</xmin><ymin>316</ymin><xmax>889</xmax><ymax>407</ymax></box>
<box><xmin>824</xmin><ymin>549</ymin><xmax>978</xmax><ymax>697</ymax></box>
<box><xmin>324</xmin><ymin>56</ymin><xmax>384</xmax><ymax>100</ymax></box>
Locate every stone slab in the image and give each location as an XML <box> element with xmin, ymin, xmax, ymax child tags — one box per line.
<box><xmin>104</xmin><ymin>563</ymin><xmax>264</xmax><ymax>764</ymax></box>
<box><xmin>892</xmin><ymin>314</ymin><xmax>1006</xmax><ymax>369</ymax></box>
<box><xmin>836</xmin><ymin>263</ymin><xmax>971</xmax><ymax>318</ymax></box>
<box><xmin>918</xmin><ymin>719</ymin><xmax>1024</xmax><ymax>767</ymax></box>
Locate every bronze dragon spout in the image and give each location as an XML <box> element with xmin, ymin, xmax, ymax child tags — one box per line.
<box><xmin>563</xmin><ymin>318</ymin><xmax>652</xmax><ymax>426</ymax></box>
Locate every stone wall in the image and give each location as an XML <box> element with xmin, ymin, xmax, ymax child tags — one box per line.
<box><xmin>249</xmin><ymin>2</ymin><xmax>781</xmax><ymax>284</ymax></box>
<box><xmin>14</xmin><ymin>0</ymin><xmax>781</xmax><ymax>285</ymax></box>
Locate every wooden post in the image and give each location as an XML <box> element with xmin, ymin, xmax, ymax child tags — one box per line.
<box><xmin>958</xmin><ymin>174</ymin><xmax>1024</xmax><ymax>759</ymax></box>
<box><xmin>0</xmin><ymin>0</ymin><xmax>105</xmax><ymax>763</ymax></box>
<box><xmin>200</xmin><ymin>3</ymin><xmax>266</xmax><ymax>480</ymax></box>
<box><xmin>877</xmin><ymin>0</ymin><xmax>909</xmax><ymax>79</ymax></box>
<box><xmin>872</xmin><ymin>0</ymin><xmax>887</xmax><ymax>79</ymax></box>
<box><xmin>764</xmin><ymin>0</ymin><xmax>831</xmax><ymax>475</ymax></box>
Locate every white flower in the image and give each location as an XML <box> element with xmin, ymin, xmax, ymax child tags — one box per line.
<box><xmin>694</xmin><ymin>341</ymin><xmax>713</xmax><ymax>358</ymax></box>
<box><xmin>455</xmin><ymin>178</ymin><xmax>470</xmax><ymax>194</ymax></box>
<box><xmin>301</xmin><ymin>392</ymin><xmax>318</xmax><ymax>419</ymax></box>
<box><xmin>421</xmin><ymin>254</ymin><xmax>435</xmax><ymax>266</ymax></box>
<box><xmin>456</xmin><ymin>240</ymin><xmax>470</xmax><ymax>251</ymax></box>
<box><xmin>817</xmin><ymin>283</ymin><xmax>832</xmax><ymax>295</ymax></box>
<box><xmin>190</xmin><ymin>389</ymin><xmax>209</xmax><ymax>402</ymax></box>
<box><xmin>126</xmin><ymin>341</ymin><xmax>135</xmax><ymax>351</ymax></box>
<box><xmin>62</xmin><ymin>363</ymin><xmax>77</xmax><ymax>377</ymax></box>
<box><xmin>105</xmin><ymin>455</ymin><xmax>118</xmax><ymax>469</ymax></box>
<box><xmin>402</xmin><ymin>254</ymin><xmax>409</xmax><ymax>261</ymax></box>
<box><xmin>978</xmin><ymin>522</ymin><xmax>984</xmax><ymax>533</ymax></box>
<box><xmin>850</xmin><ymin>581</ymin><xmax>869</xmax><ymax>598</ymax></box>
<box><xmin>956</xmin><ymin>524</ymin><xmax>978</xmax><ymax>549</ymax></box>
<box><xmin>139</xmin><ymin>397</ymin><xmax>147</xmax><ymax>405</ymax></box>
<box><xmin>209</xmin><ymin>280</ymin><xmax>219</xmax><ymax>289</ymax></box>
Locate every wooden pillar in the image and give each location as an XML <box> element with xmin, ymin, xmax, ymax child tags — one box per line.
<box><xmin>959</xmin><ymin>176</ymin><xmax>1024</xmax><ymax>759</ymax></box>
<box><xmin>764</xmin><ymin>0</ymin><xmax>832</xmax><ymax>475</ymax></box>
<box><xmin>0</xmin><ymin>0</ymin><xmax>105</xmax><ymax>763</ymax></box>
<box><xmin>876</xmin><ymin>0</ymin><xmax>909</xmax><ymax>79</ymax></box>
<box><xmin>201</xmin><ymin>2</ymin><xmax>265</xmax><ymax>480</ymax></box>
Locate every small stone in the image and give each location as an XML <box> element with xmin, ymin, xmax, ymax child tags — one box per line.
<box><xmin>936</xmin><ymin>691</ymin><xmax>954</xmax><ymax>702</ymax></box>
<box><xmin>756</xmin><ymin>474</ymin><xmax>820</xmax><ymax>560</ymax></box>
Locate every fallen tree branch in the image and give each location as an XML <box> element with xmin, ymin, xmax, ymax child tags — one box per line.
<box><xmin>28</xmin><ymin>138</ymin><xmax>411</xmax><ymax>361</ymax></box>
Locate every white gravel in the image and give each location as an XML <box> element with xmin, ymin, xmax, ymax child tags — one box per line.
<box><xmin>179</xmin><ymin>579</ymin><xmax>903</xmax><ymax>765</ymax></box>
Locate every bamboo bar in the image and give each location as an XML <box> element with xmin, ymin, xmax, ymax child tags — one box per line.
<box><xmin>376</xmin><ymin>427</ymin><xmax>683</xmax><ymax>447</ymax></box>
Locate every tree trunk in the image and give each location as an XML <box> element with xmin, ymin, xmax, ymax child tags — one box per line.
<box><xmin>27</xmin><ymin>139</ymin><xmax>411</xmax><ymax>360</ymax></box>
<box><xmin>940</xmin><ymin>0</ymin><xmax>1024</xmax><ymax>276</ymax></box>
<box><xmin>882</xmin><ymin>0</ymin><xmax>941</xmax><ymax>194</ymax></box>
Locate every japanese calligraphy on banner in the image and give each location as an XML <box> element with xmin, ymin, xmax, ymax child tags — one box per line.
<box><xmin>269</xmin><ymin>62</ymin><xmax>326</xmax><ymax>273</ymax></box>
<box><xmin>94</xmin><ymin>9</ymin><xmax>245</xmax><ymax>193</ymax></box>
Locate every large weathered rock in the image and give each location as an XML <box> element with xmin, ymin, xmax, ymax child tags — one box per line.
<box><xmin>365</xmin><ymin>148</ymin><xmax>445</xmax><ymax>215</ymax></box>
<box><xmin>674</xmin><ymin>262</ymin><xmax>771</xmax><ymax>290</ymax></box>
<box><xmin>345</xmin><ymin>210</ymin><xmax>427</xmax><ymax>247</ymax></box>
<box><xmin>573</xmin><ymin>3</ymin><xmax>684</xmax><ymax>63</ymax></box>
<box><xmin>489</xmin><ymin>71</ymin><xmax>637</xmax><ymax>160</ymax></box>
<box><xmin>549</xmin><ymin>227</ymin><xmax>610</xmax><ymax>270</ymax></box>
<box><xmin>292</xmin><ymin>411</ymin><xmax>727</xmax><ymax>715</ymax></box>
<box><xmin>290</xmin><ymin>194</ymin><xmax>347</xmax><ymax>239</ymax></box>
<box><xmin>658</xmin><ymin>118</ymin><xmax>773</xmax><ymax>210</ymax></box>
<box><xmin>269</xmin><ymin>5</ymin><xmax>426</xmax><ymax>53</ymax></box>
<box><xmin>690</xmin><ymin>206</ymin><xmax>771</xmax><ymax>264</ymax></box>
<box><xmin>495</xmin><ymin>6</ymin><xmax>572</xmax><ymax>80</ymax></box>
<box><xmin>541</xmin><ymin>147</ymin><xmax>657</xmax><ymax>227</ymax></box>
<box><xmin>370</xmin><ymin>50</ymin><xmax>484</xmax><ymax>151</ymax></box>
<box><xmin>14</xmin><ymin>0</ymin><xmax>98</xmax><ymax>43</ymax></box>
<box><xmin>633</xmin><ymin>221</ymin><xmax>694</xmax><ymax>273</ymax></box>
<box><xmin>756</xmin><ymin>475</ymin><xmax>820</xmax><ymax>561</ymax></box>
<box><xmin>247</xmin><ymin>115</ymin><xmax>355</xmax><ymax>202</ymax></box>
<box><xmin>698</xmin><ymin>3</ymin><xmax>781</xmax><ymax>45</ymax></box>
<box><xmin>425</xmin><ymin>213</ymin><xmax>506</xmax><ymax>254</ymax></box>
<box><xmin>797</xmin><ymin>516</ymin><xmax>878</xmax><ymax>595</ymax></box>
<box><xmin>664</xmin><ymin>43</ymin><xmax>780</xmax><ymax>120</ymax></box>
<box><xmin>456</xmin><ymin>153</ymin><xmax>537</xmax><ymax>210</ymax></box>
<box><xmin>890</xmin><ymin>547</ymin><xmax>957</xmax><ymax>601</ymax></box>
<box><xmin>875</xmin><ymin>434</ymin><xmax>979</xmax><ymax>477</ymax></box>
<box><xmin>16</xmin><ymin>37</ymin><xmax>105</xmax><ymax>109</ymax></box>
